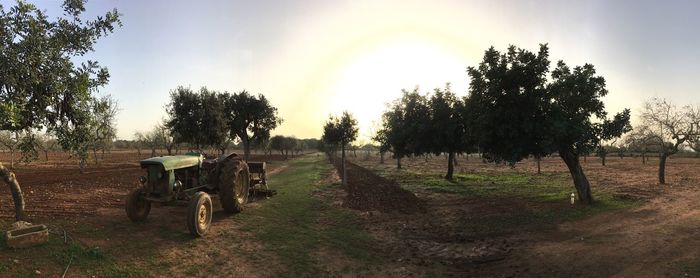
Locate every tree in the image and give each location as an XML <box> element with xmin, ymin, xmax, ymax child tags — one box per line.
<box><xmin>625</xmin><ymin>129</ymin><xmax>658</xmax><ymax>164</ymax></box>
<box><xmin>467</xmin><ymin>44</ymin><xmax>631</xmax><ymax>204</ymax></box>
<box><xmin>427</xmin><ymin>84</ymin><xmax>474</xmax><ymax>180</ymax></box>
<box><xmin>638</xmin><ymin>98</ymin><xmax>699</xmax><ymax>184</ymax></box>
<box><xmin>322</xmin><ymin>111</ymin><xmax>359</xmax><ymax>186</ymax></box>
<box><xmin>270</xmin><ymin>135</ymin><xmax>286</xmax><ymax>157</ymax></box>
<box><xmin>36</xmin><ymin>132</ymin><xmax>59</xmax><ymax>161</ymax></box>
<box><xmin>0</xmin><ymin>0</ymin><xmax>121</xmax><ymax>220</ymax></box>
<box><xmin>224</xmin><ymin>91</ymin><xmax>282</xmax><ymax>161</ymax></box>
<box><xmin>134</xmin><ymin>131</ymin><xmax>145</xmax><ymax>156</ymax></box>
<box><xmin>89</xmin><ymin>96</ymin><xmax>118</xmax><ymax>164</ymax></box>
<box><xmin>375</xmin><ymin>89</ymin><xmax>429</xmax><ymax>169</ymax></box>
<box><xmin>166</xmin><ymin>87</ymin><xmax>228</xmax><ymax>151</ymax></box>
<box><xmin>0</xmin><ymin>131</ymin><xmax>20</xmax><ymax>169</ymax></box>
<box><xmin>143</xmin><ymin>126</ymin><xmax>166</xmax><ymax>157</ymax></box>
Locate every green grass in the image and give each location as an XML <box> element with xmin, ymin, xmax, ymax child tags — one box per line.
<box><xmin>374</xmin><ymin>167</ymin><xmax>641</xmax><ymax>237</ymax></box>
<box><xmin>238</xmin><ymin>156</ymin><xmax>380</xmax><ymax>276</ymax></box>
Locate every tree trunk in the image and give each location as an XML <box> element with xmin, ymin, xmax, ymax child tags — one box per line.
<box><xmin>445</xmin><ymin>151</ymin><xmax>455</xmax><ymax>180</ymax></box>
<box><xmin>79</xmin><ymin>157</ymin><xmax>87</xmax><ymax>174</ymax></box>
<box><xmin>380</xmin><ymin>151</ymin><xmax>385</xmax><ymax>164</ymax></box>
<box><xmin>559</xmin><ymin>150</ymin><xmax>593</xmax><ymax>204</ymax></box>
<box><xmin>601</xmin><ymin>154</ymin><xmax>606</xmax><ymax>166</ymax></box>
<box><xmin>0</xmin><ymin>163</ymin><xmax>26</xmax><ymax>221</ymax></box>
<box><xmin>642</xmin><ymin>152</ymin><xmax>646</xmax><ymax>164</ymax></box>
<box><xmin>241</xmin><ymin>135</ymin><xmax>251</xmax><ymax>161</ymax></box>
<box><xmin>658</xmin><ymin>153</ymin><xmax>668</xmax><ymax>184</ymax></box>
<box><xmin>342</xmin><ymin>145</ymin><xmax>347</xmax><ymax>187</ymax></box>
<box><xmin>453</xmin><ymin>153</ymin><xmax>459</xmax><ymax>166</ymax></box>
<box><xmin>10</xmin><ymin>148</ymin><xmax>15</xmax><ymax>169</ymax></box>
<box><xmin>397</xmin><ymin>157</ymin><xmax>402</xmax><ymax>169</ymax></box>
<box><xmin>93</xmin><ymin>148</ymin><xmax>98</xmax><ymax>165</ymax></box>
<box><xmin>136</xmin><ymin>147</ymin><xmax>141</xmax><ymax>156</ymax></box>
<box><xmin>151</xmin><ymin>148</ymin><xmax>156</xmax><ymax>157</ymax></box>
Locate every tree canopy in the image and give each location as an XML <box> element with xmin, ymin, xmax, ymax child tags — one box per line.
<box><xmin>224</xmin><ymin>91</ymin><xmax>283</xmax><ymax>160</ymax></box>
<box><xmin>467</xmin><ymin>44</ymin><xmax>631</xmax><ymax>204</ymax></box>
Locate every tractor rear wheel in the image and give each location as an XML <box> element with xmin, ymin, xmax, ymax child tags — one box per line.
<box><xmin>126</xmin><ymin>187</ymin><xmax>151</xmax><ymax>222</ymax></box>
<box><xmin>218</xmin><ymin>158</ymin><xmax>250</xmax><ymax>213</ymax></box>
<box><xmin>187</xmin><ymin>192</ymin><xmax>213</xmax><ymax>237</ymax></box>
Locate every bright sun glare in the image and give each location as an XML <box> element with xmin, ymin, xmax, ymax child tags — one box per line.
<box><xmin>327</xmin><ymin>39</ymin><xmax>469</xmax><ymax>142</ymax></box>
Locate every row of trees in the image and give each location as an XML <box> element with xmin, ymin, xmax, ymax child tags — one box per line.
<box><xmin>375</xmin><ymin>44</ymin><xmax>632</xmax><ymax>204</ymax></box>
<box><xmin>165</xmin><ymin>87</ymin><xmax>282</xmax><ymax>160</ymax></box>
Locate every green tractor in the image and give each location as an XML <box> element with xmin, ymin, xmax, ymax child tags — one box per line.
<box><xmin>125</xmin><ymin>152</ymin><xmax>273</xmax><ymax>237</ymax></box>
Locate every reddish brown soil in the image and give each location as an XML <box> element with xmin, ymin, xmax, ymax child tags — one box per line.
<box><xmin>331</xmin><ymin>158</ymin><xmax>426</xmax><ymax>214</ymax></box>
<box><xmin>345</xmin><ymin>153</ymin><xmax>700</xmax><ymax>276</ymax></box>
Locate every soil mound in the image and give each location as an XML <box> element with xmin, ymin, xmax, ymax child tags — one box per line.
<box><xmin>332</xmin><ymin>159</ymin><xmax>426</xmax><ymax>214</ymax></box>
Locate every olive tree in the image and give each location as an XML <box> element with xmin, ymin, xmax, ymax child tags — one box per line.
<box><xmin>223</xmin><ymin>91</ymin><xmax>282</xmax><ymax>161</ymax></box>
<box><xmin>467</xmin><ymin>44</ymin><xmax>630</xmax><ymax>204</ymax></box>
<box><xmin>0</xmin><ymin>0</ymin><xmax>121</xmax><ymax>220</ymax></box>
<box><xmin>166</xmin><ymin>87</ymin><xmax>228</xmax><ymax>151</ymax></box>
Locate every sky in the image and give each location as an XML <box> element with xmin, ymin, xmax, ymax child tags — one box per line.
<box><xmin>12</xmin><ymin>0</ymin><xmax>700</xmax><ymax>142</ymax></box>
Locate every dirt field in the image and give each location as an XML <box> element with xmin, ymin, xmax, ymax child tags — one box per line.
<box><xmin>346</xmin><ymin>153</ymin><xmax>700</xmax><ymax>276</ymax></box>
<box><xmin>0</xmin><ymin>151</ymin><xmax>699</xmax><ymax>276</ymax></box>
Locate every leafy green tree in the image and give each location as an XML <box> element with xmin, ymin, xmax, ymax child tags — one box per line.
<box><xmin>166</xmin><ymin>87</ymin><xmax>228</xmax><ymax>151</ymax></box>
<box><xmin>375</xmin><ymin>89</ymin><xmax>429</xmax><ymax>169</ymax></box>
<box><xmin>467</xmin><ymin>44</ymin><xmax>630</xmax><ymax>204</ymax></box>
<box><xmin>0</xmin><ymin>0</ymin><xmax>121</xmax><ymax>220</ymax></box>
<box><xmin>223</xmin><ymin>91</ymin><xmax>282</xmax><ymax>161</ymax></box>
<box><xmin>427</xmin><ymin>85</ymin><xmax>474</xmax><ymax>180</ymax></box>
<box><xmin>270</xmin><ymin>135</ymin><xmax>286</xmax><ymax>157</ymax></box>
<box><xmin>322</xmin><ymin>111</ymin><xmax>358</xmax><ymax>186</ymax></box>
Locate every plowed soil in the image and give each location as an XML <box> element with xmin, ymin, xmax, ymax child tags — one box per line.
<box><xmin>331</xmin><ymin>158</ymin><xmax>426</xmax><ymax>214</ymax></box>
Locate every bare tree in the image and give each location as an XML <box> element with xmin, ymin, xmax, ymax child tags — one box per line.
<box><xmin>639</xmin><ymin>98</ymin><xmax>700</xmax><ymax>184</ymax></box>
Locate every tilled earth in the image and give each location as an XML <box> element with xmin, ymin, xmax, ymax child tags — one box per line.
<box><xmin>331</xmin><ymin>158</ymin><xmax>426</xmax><ymax>214</ymax></box>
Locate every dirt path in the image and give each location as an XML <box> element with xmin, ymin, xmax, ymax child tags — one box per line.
<box><xmin>498</xmin><ymin>185</ymin><xmax>700</xmax><ymax>277</ymax></box>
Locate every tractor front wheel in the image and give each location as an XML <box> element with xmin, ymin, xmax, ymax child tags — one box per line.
<box><xmin>126</xmin><ymin>187</ymin><xmax>151</xmax><ymax>222</ymax></box>
<box><xmin>187</xmin><ymin>192</ymin><xmax>213</xmax><ymax>237</ymax></box>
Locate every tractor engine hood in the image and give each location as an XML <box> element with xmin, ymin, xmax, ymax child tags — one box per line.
<box><xmin>139</xmin><ymin>154</ymin><xmax>203</xmax><ymax>171</ymax></box>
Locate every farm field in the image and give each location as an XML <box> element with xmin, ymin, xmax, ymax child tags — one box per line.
<box><xmin>0</xmin><ymin>152</ymin><xmax>699</xmax><ymax>276</ymax></box>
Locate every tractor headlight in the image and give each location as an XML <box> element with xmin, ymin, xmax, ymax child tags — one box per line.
<box><xmin>138</xmin><ymin>176</ymin><xmax>147</xmax><ymax>184</ymax></box>
<box><xmin>173</xmin><ymin>180</ymin><xmax>182</xmax><ymax>191</ymax></box>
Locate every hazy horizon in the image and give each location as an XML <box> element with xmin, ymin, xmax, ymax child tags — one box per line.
<box><xmin>22</xmin><ymin>0</ymin><xmax>700</xmax><ymax>142</ymax></box>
